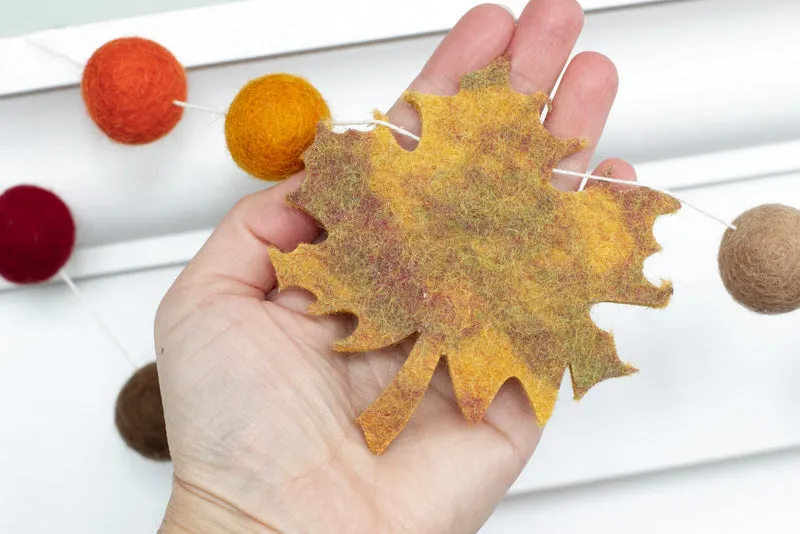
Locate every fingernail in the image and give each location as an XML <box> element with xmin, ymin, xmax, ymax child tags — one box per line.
<box><xmin>494</xmin><ymin>3</ymin><xmax>518</xmax><ymax>19</ymax></box>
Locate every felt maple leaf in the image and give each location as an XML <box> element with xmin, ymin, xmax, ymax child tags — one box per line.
<box><xmin>270</xmin><ymin>56</ymin><xmax>680</xmax><ymax>455</ymax></box>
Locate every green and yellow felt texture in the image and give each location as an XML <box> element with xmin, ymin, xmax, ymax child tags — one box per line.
<box><xmin>269</xmin><ymin>56</ymin><xmax>680</xmax><ymax>455</ymax></box>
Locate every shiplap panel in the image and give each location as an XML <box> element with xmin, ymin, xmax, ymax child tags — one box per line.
<box><xmin>3</xmin><ymin>0</ymin><xmax>800</xmax><ymax>248</ymax></box>
<box><xmin>2</xmin><ymin>167</ymin><xmax>798</xmax><ymax>532</ymax></box>
<box><xmin>482</xmin><ymin>447</ymin><xmax>800</xmax><ymax>533</ymax></box>
<box><xmin>2</xmin><ymin>0</ymin><xmax>800</xmax><ymax>532</ymax></box>
<box><xmin>0</xmin><ymin>0</ymin><xmax>674</xmax><ymax>96</ymax></box>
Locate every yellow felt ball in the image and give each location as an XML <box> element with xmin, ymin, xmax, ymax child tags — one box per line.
<box><xmin>225</xmin><ymin>74</ymin><xmax>331</xmax><ymax>181</ymax></box>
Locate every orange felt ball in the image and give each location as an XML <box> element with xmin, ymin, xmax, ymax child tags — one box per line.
<box><xmin>82</xmin><ymin>37</ymin><xmax>187</xmax><ymax>144</ymax></box>
<box><xmin>225</xmin><ymin>74</ymin><xmax>331</xmax><ymax>181</ymax></box>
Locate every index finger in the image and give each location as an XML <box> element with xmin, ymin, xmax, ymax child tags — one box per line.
<box><xmin>387</xmin><ymin>4</ymin><xmax>516</xmax><ymax>149</ymax></box>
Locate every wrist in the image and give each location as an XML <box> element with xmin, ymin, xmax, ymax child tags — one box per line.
<box><xmin>160</xmin><ymin>477</ymin><xmax>282</xmax><ymax>534</ymax></box>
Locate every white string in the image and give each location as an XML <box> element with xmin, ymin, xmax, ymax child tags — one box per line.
<box><xmin>172</xmin><ymin>104</ymin><xmax>736</xmax><ymax>232</ymax></box>
<box><xmin>25</xmin><ymin>37</ymin><xmax>85</xmax><ymax>68</ymax></box>
<box><xmin>172</xmin><ymin>102</ymin><xmax>424</xmax><ymax>143</ymax></box>
<box><xmin>59</xmin><ymin>270</ymin><xmax>138</xmax><ymax>370</ymax></box>
<box><xmin>172</xmin><ymin>100</ymin><xmax>227</xmax><ymax>118</ymax></box>
<box><xmin>552</xmin><ymin>169</ymin><xmax>737</xmax><ymax>231</ymax></box>
<box><xmin>333</xmin><ymin>120</ymin><xmax>421</xmax><ymax>142</ymax></box>
<box><xmin>354</xmin><ymin>119</ymin><xmax>737</xmax><ymax>231</ymax></box>
<box><xmin>14</xmin><ymin>46</ymin><xmax>734</xmax><ymax>232</ymax></box>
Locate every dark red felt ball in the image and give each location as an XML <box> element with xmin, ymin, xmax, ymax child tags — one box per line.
<box><xmin>82</xmin><ymin>37</ymin><xmax>187</xmax><ymax>144</ymax></box>
<box><xmin>115</xmin><ymin>362</ymin><xmax>170</xmax><ymax>461</ymax></box>
<box><xmin>0</xmin><ymin>185</ymin><xmax>76</xmax><ymax>284</ymax></box>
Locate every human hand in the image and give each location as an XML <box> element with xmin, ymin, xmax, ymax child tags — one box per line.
<box><xmin>155</xmin><ymin>1</ymin><xmax>631</xmax><ymax>532</ymax></box>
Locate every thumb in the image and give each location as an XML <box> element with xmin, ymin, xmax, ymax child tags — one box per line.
<box><xmin>159</xmin><ymin>173</ymin><xmax>319</xmax><ymax>319</ymax></box>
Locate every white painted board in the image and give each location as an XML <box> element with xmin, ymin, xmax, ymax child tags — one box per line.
<box><xmin>2</xmin><ymin>168</ymin><xmax>799</xmax><ymax>532</ymax></box>
<box><xmin>0</xmin><ymin>0</ymin><xmax>673</xmax><ymax>96</ymax></box>
<box><xmin>3</xmin><ymin>0</ymin><xmax>800</xmax><ymax>531</ymax></box>
<box><xmin>3</xmin><ymin>0</ymin><xmax>800</xmax><ymax>248</ymax></box>
<box><xmin>482</xmin><ymin>447</ymin><xmax>800</xmax><ymax>533</ymax></box>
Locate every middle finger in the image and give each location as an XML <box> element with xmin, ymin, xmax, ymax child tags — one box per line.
<box><xmin>508</xmin><ymin>0</ymin><xmax>585</xmax><ymax>95</ymax></box>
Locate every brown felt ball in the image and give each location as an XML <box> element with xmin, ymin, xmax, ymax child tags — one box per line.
<box><xmin>82</xmin><ymin>37</ymin><xmax>187</xmax><ymax>144</ymax></box>
<box><xmin>718</xmin><ymin>204</ymin><xmax>800</xmax><ymax>314</ymax></box>
<box><xmin>115</xmin><ymin>362</ymin><xmax>170</xmax><ymax>461</ymax></box>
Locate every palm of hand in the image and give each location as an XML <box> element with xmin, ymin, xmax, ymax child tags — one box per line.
<box><xmin>156</xmin><ymin>2</ymin><xmax>629</xmax><ymax>532</ymax></box>
<box><xmin>159</xmin><ymin>288</ymin><xmax>532</xmax><ymax>532</ymax></box>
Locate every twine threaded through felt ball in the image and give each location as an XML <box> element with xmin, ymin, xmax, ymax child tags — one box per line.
<box><xmin>225</xmin><ymin>73</ymin><xmax>331</xmax><ymax>180</ymax></box>
<box><xmin>82</xmin><ymin>37</ymin><xmax>187</xmax><ymax>144</ymax></box>
<box><xmin>115</xmin><ymin>362</ymin><xmax>170</xmax><ymax>461</ymax></box>
<box><xmin>718</xmin><ymin>203</ymin><xmax>800</xmax><ymax>314</ymax></box>
<box><xmin>0</xmin><ymin>185</ymin><xmax>75</xmax><ymax>284</ymax></box>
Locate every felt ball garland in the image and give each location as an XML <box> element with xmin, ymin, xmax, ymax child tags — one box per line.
<box><xmin>8</xmin><ymin>37</ymin><xmax>800</xmax><ymax>464</ymax></box>
<box><xmin>225</xmin><ymin>73</ymin><xmax>331</xmax><ymax>180</ymax></box>
<box><xmin>115</xmin><ymin>362</ymin><xmax>170</xmax><ymax>461</ymax></box>
<box><xmin>0</xmin><ymin>184</ymin><xmax>169</xmax><ymax>460</ymax></box>
<box><xmin>718</xmin><ymin>203</ymin><xmax>800</xmax><ymax>314</ymax></box>
<box><xmin>82</xmin><ymin>37</ymin><xmax>187</xmax><ymax>144</ymax></box>
<box><xmin>0</xmin><ymin>185</ymin><xmax>76</xmax><ymax>284</ymax></box>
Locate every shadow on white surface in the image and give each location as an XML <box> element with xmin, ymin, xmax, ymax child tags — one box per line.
<box><xmin>483</xmin><ymin>446</ymin><xmax>800</xmax><ymax>533</ymax></box>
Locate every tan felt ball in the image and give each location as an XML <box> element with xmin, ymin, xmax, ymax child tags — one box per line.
<box><xmin>115</xmin><ymin>362</ymin><xmax>170</xmax><ymax>461</ymax></box>
<box><xmin>718</xmin><ymin>203</ymin><xmax>800</xmax><ymax>314</ymax></box>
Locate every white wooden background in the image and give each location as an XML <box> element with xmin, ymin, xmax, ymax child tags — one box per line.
<box><xmin>1</xmin><ymin>0</ymin><xmax>799</xmax><ymax>532</ymax></box>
